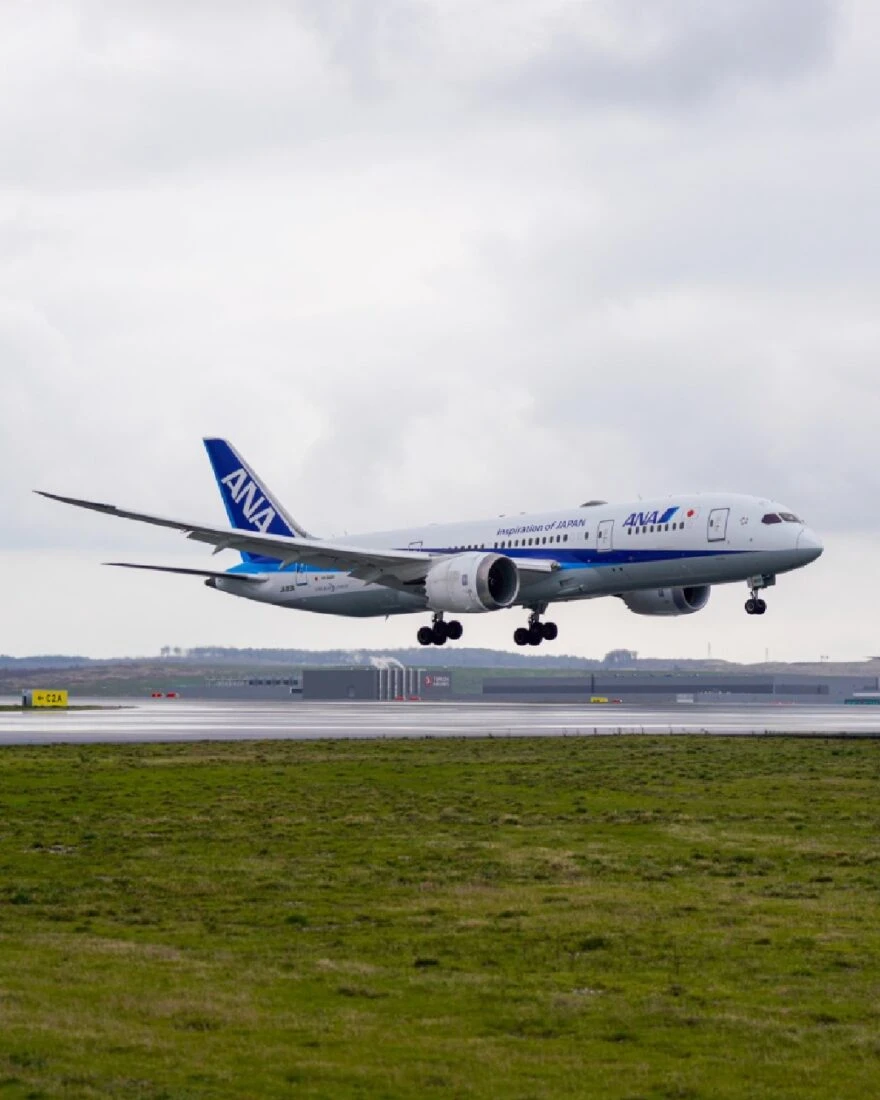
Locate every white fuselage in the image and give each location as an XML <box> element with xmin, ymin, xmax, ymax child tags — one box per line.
<box><xmin>213</xmin><ymin>492</ymin><xmax>822</xmax><ymax>617</ymax></box>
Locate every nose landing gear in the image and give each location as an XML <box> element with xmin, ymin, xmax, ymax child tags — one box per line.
<box><xmin>745</xmin><ymin>575</ymin><xmax>774</xmax><ymax>616</ymax></box>
<box><xmin>514</xmin><ymin>607</ymin><xmax>558</xmax><ymax>646</ymax></box>
<box><xmin>417</xmin><ymin>613</ymin><xmax>464</xmax><ymax>646</ymax></box>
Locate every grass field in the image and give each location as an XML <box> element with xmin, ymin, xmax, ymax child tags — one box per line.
<box><xmin>0</xmin><ymin>736</ymin><xmax>878</xmax><ymax>1099</ymax></box>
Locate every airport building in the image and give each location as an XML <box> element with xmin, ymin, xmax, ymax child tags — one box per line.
<box><xmin>202</xmin><ymin>667</ymin><xmax>442</xmax><ymax>701</ymax></box>
<box><xmin>195</xmin><ymin>666</ymin><xmax>878</xmax><ymax>705</ymax></box>
<box><xmin>481</xmin><ymin>670</ymin><xmax>880</xmax><ymax>705</ymax></box>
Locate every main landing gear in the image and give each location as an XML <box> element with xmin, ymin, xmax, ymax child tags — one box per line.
<box><xmin>745</xmin><ymin>574</ymin><xmax>775</xmax><ymax>616</ymax></box>
<box><xmin>514</xmin><ymin>607</ymin><xmax>558</xmax><ymax>647</ymax></box>
<box><xmin>417</xmin><ymin>613</ymin><xmax>463</xmax><ymax>647</ymax></box>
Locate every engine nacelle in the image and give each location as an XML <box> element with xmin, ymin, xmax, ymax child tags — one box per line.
<box><xmin>621</xmin><ymin>585</ymin><xmax>711</xmax><ymax>617</ymax></box>
<box><xmin>425</xmin><ymin>552</ymin><xmax>519</xmax><ymax>613</ymax></box>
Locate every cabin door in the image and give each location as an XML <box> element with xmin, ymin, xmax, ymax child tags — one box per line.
<box><xmin>597</xmin><ymin>519</ymin><xmax>614</xmax><ymax>552</ymax></box>
<box><xmin>707</xmin><ymin>508</ymin><xmax>729</xmax><ymax>542</ymax></box>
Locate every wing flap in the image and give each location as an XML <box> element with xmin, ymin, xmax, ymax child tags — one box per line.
<box><xmin>514</xmin><ymin>554</ymin><xmax>563</xmax><ymax>580</ymax></box>
<box><xmin>515</xmin><ymin>558</ymin><xmax>559</xmax><ymax>576</ymax></box>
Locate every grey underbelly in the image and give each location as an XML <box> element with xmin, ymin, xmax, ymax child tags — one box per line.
<box><xmin>290</xmin><ymin>588</ymin><xmax>427</xmax><ymax>617</ymax></box>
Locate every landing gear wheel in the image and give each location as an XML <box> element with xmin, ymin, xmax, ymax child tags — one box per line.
<box><xmin>745</xmin><ymin>575</ymin><xmax>774</xmax><ymax>616</ymax></box>
<box><xmin>431</xmin><ymin>624</ymin><xmax>448</xmax><ymax>645</ymax></box>
<box><xmin>528</xmin><ymin>627</ymin><xmax>543</xmax><ymax>646</ymax></box>
<box><xmin>514</xmin><ymin>627</ymin><xmax>530</xmax><ymax>647</ymax></box>
<box><xmin>445</xmin><ymin>620</ymin><xmax>463</xmax><ymax>641</ymax></box>
<box><xmin>542</xmin><ymin>621</ymin><xmax>558</xmax><ymax>641</ymax></box>
<box><xmin>417</xmin><ymin>625</ymin><xmax>434</xmax><ymax>645</ymax></box>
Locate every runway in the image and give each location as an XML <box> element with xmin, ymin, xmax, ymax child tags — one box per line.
<box><xmin>1</xmin><ymin>698</ymin><xmax>879</xmax><ymax>744</ymax></box>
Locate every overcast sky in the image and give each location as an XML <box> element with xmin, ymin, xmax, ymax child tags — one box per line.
<box><xmin>3</xmin><ymin>0</ymin><xmax>878</xmax><ymax>662</ymax></box>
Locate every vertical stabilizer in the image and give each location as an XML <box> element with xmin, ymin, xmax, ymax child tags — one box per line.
<box><xmin>203</xmin><ymin>438</ymin><xmax>312</xmax><ymax>563</ymax></box>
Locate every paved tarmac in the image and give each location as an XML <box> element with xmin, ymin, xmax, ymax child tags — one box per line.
<box><xmin>1</xmin><ymin>698</ymin><xmax>879</xmax><ymax>744</ymax></box>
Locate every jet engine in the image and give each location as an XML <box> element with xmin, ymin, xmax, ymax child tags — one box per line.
<box><xmin>620</xmin><ymin>586</ymin><xmax>711</xmax><ymax>616</ymax></box>
<box><xmin>425</xmin><ymin>552</ymin><xmax>519</xmax><ymax>613</ymax></box>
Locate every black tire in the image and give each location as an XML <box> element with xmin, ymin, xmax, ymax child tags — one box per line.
<box><xmin>542</xmin><ymin>621</ymin><xmax>558</xmax><ymax>641</ymax></box>
<box><xmin>528</xmin><ymin>627</ymin><xmax>543</xmax><ymax>646</ymax></box>
<box><xmin>745</xmin><ymin>598</ymin><xmax>756</xmax><ymax>615</ymax></box>
<box><xmin>514</xmin><ymin>627</ymin><xmax>530</xmax><ymax>646</ymax></box>
<box><xmin>446</xmin><ymin>620</ymin><xmax>463</xmax><ymax>641</ymax></box>
<box><xmin>417</xmin><ymin>626</ymin><xmax>434</xmax><ymax>646</ymax></box>
<box><xmin>755</xmin><ymin>599</ymin><xmax>767</xmax><ymax>615</ymax></box>
<box><xmin>431</xmin><ymin>625</ymin><xmax>447</xmax><ymax>645</ymax></box>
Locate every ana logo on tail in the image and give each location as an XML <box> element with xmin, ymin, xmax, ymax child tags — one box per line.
<box><xmin>220</xmin><ymin>467</ymin><xmax>277</xmax><ymax>533</ymax></box>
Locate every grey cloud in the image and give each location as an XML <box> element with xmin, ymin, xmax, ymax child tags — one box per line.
<box><xmin>495</xmin><ymin>0</ymin><xmax>836</xmax><ymax>111</ymax></box>
<box><xmin>497</xmin><ymin>290</ymin><xmax>880</xmax><ymax>533</ymax></box>
<box><xmin>0</xmin><ymin>3</ymin><xmax>341</xmax><ymax>190</ymax></box>
<box><xmin>295</xmin><ymin>0</ymin><xmax>426</xmax><ymax>98</ymax></box>
<box><xmin>0</xmin><ymin>1</ymin><xmax>838</xmax><ymax>194</ymax></box>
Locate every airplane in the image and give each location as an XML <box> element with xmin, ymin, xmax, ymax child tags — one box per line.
<box><xmin>36</xmin><ymin>438</ymin><xmax>824</xmax><ymax>648</ymax></box>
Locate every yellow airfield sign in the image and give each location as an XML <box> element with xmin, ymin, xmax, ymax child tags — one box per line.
<box><xmin>23</xmin><ymin>690</ymin><xmax>68</xmax><ymax>708</ymax></box>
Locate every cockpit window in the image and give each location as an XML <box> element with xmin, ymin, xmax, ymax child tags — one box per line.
<box><xmin>761</xmin><ymin>513</ymin><xmax>782</xmax><ymax>524</ymax></box>
<box><xmin>779</xmin><ymin>512</ymin><xmax>803</xmax><ymax>523</ymax></box>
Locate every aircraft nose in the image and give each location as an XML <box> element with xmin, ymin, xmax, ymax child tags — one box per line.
<box><xmin>796</xmin><ymin>528</ymin><xmax>823</xmax><ymax>563</ymax></box>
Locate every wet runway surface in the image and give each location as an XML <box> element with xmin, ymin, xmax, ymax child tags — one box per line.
<box><xmin>1</xmin><ymin>698</ymin><xmax>879</xmax><ymax>744</ymax></box>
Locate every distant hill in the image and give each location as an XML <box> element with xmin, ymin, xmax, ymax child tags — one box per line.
<box><xmin>0</xmin><ymin>654</ymin><xmax>105</xmax><ymax>669</ymax></box>
<box><xmin>1</xmin><ymin>647</ymin><xmax>878</xmax><ymax>699</ymax></box>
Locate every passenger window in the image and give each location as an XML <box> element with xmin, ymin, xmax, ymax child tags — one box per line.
<box><xmin>563</xmin><ymin>534</ymin><xmax>568</xmax><ymax>542</ymax></box>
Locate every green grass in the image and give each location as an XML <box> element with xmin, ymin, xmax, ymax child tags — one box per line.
<box><xmin>0</xmin><ymin>736</ymin><xmax>878</xmax><ymax>1099</ymax></box>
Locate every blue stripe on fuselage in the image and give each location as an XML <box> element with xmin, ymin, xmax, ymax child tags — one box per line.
<box><xmin>226</xmin><ymin>546</ymin><xmax>745</xmax><ymax>577</ymax></box>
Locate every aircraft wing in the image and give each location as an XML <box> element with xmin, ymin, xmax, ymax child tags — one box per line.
<box><xmin>37</xmin><ymin>491</ymin><xmax>435</xmax><ymax>583</ymax></box>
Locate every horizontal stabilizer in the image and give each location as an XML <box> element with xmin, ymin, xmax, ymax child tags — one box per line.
<box><xmin>104</xmin><ymin>562</ymin><xmax>266</xmax><ymax>583</ymax></box>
